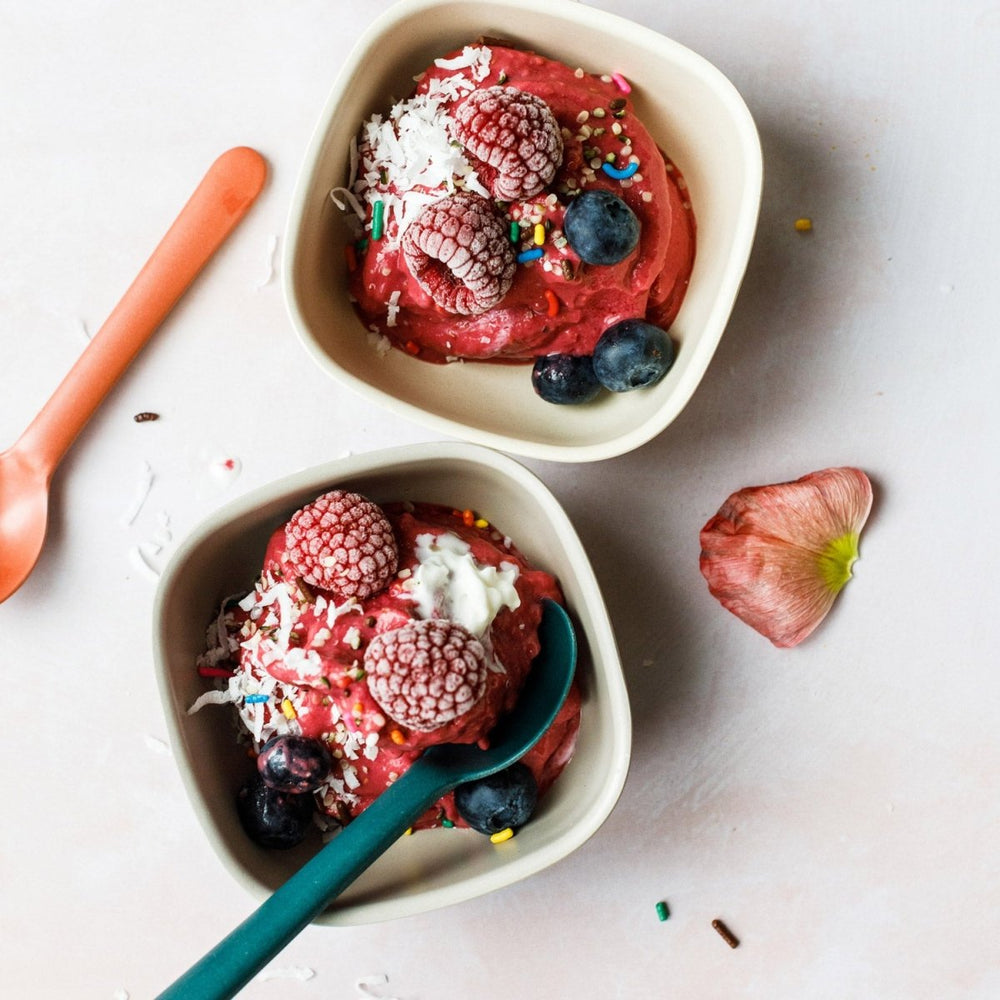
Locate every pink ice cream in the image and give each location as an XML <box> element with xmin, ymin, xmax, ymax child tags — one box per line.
<box><xmin>339</xmin><ymin>41</ymin><xmax>695</xmax><ymax>364</ymax></box>
<box><xmin>195</xmin><ymin>493</ymin><xmax>581</xmax><ymax>836</ymax></box>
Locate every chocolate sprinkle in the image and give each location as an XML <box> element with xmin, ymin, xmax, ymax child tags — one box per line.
<box><xmin>712</xmin><ymin>918</ymin><xmax>740</xmax><ymax>949</ymax></box>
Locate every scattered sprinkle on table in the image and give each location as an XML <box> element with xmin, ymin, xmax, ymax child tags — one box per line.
<box><xmin>794</xmin><ymin>217</ymin><xmax>813</xmax><ymax>232</ymax></box>
<box><xmin>655</xmin><ymin>900</ymin><xmax>670</xmax><ymax>921</ymax></box>
<box><xmin>133</xmin><ymin>411</ymin><xmax>159</xmax><ymax>422</ymax></box>
<box><xmin>712</xmin><ymin>918</ymin><xmax>740</xmax><ymax>948</ymax></box>
<box><xmin>490</xmin><ymin>827</ymin><xmax>514</xmax><ymax>844</ymax></box>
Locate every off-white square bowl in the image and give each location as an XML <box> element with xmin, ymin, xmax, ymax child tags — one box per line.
<box><xmin>153</xmin><ymin>442</ymin><xmax>630</xmax><ymax>924</ymax></box>
<box><xmin>283</xmin><ymin>0</ymin><xmax>762</xmax><ymax>463</ymax></box>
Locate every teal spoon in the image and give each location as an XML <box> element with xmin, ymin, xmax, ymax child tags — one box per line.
<box><xmin>158</xmin><ymin>599</ymin><xmax>577</xmax><ymax>1000</ymax></box>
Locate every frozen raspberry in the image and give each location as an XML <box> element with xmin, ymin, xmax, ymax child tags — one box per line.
<box><xmin>284</xmin><ymin>490</ymin><xmax>397</xmax><ymax>599</ymax></box>
<box><xmin>365</xmin><ymin>619</ymin><xmax>488</xmax><ymax>732</ymax></box>
<box><xmin>451</xmin><ymin>86</ymin><xmax>563</xmax><ymax>201</ymax></box>
<box><xmin>401</xmin><ymin>192</ymin><xmax>515</xmax><ymax>315</ymax></box>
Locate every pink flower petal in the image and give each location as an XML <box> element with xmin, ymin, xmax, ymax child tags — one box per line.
<box><xmin>699</xmin><ymin>467</ymin><xmax>873</xmax><ymax>647</ymax></box>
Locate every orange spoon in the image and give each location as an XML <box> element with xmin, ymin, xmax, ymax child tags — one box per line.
<box><xmin>0</xmin><ymin>146</ymin><xmax>267</xmax><ymax>604</ymax></box>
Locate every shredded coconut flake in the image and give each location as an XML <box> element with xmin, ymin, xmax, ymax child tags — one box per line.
<box><xmin>330</xmin><ymin>185</ymin><xmax>366</xmax><ymax>221</ymax></box>
<box><xmin>283</xmin><ymin>646</ymin><xmax>324</xmax><ymax>677</ymax></box>
<box><xmin>386</xmin><ymin>289</ymin><xmax>402</xmax><ymax>327</ymax></box>
<box><xmin>254</xmin><ymin>233</ymin><xmax>279</xmax><ymax>290</ymax></box>
<box><xmin>188</xmin><ymin>688</ymin><xmax>236</xmax><ymax>714</ymax></box>
<box><xmin>327</xmin><ymin>596</ymin><xmax>360</xmax><ymax>629</ymax></box>
<box><xmin>251</xmin><ymin>699</ymin><xmax>265</xmax><ymax>742</ymax></box>
<box><xmin>129</xmin><ymin>542</ymin><xmax>161</xmax><ymax>581</ymax></box>
<box><xmin>434</xmin><ymin>44</ymin><xmax>492</xmax><ymax>81</ymax></box>
<box><xmin>143</xmin><ymin>735</ymin><xmax>170</xmax><ymax>755</ymax></box>
<box><xmin>256</xmin><ymin>966</ymin><xmax>316</xmax><ymax>983</ymax></box>
<box><xmin>121</xmin><ymin>460</ymin><xmax>154</xmax><ymax>526</ymax></box>
<box><xmin>355</xmin><ymin>973</ymin><xmax>402</xmax><ymax>1000</ymax></box>
<box><xmin>347</xmin><ymin>53</ymin><xmax>494</xmax><ymax>246</ymax></box>
<box><xmin>367</xmin><ymin>329</ymin><xmax>392</xmax><ymax>356</ymax></box>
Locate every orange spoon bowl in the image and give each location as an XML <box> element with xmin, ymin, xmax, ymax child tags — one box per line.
<box><xmin>0</xmin><ymin>147</ymin><xmax>267</xmax><ymax>604</ymax></box>
<box><xmin>0</xmin><ymin>449</ymin><xmax>49</xmax><ymax>602</ymax></box>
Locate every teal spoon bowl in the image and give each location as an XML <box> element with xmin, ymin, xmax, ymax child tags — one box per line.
<box><xmin>158</xmin><ymin>598</ymin><xmax>576</xmax><ymax>1000</ymax></box>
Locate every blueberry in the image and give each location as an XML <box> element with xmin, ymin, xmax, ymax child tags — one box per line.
<box><xmin>236</xmin><ymin>774</ymin><xmax>315</xmax><ymax>849</ymax></box>
<box><xmin>257</xmin><ymin>735</ymin><xmax>332</xmax><ymax>793</ymax></box>
<box><xmin>531</xmin><ymin>353</ymin><xmax>602</xmax><ymax>405</ymax></box>
<box><xmin>454</xmin><ymin>762</ymin><xmax>538</xmax><ymax>835</ymax></box>
<box><xmin>592</xmin><ymin>318</ymin><xmax>675</xmax><ymax>391</ymax></box>
<box><xmin>563</xmin><ymin>189</ymin><xmax>640</xmax><ymax>265</ymax></box>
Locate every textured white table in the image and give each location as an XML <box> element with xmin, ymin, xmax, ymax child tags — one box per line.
<box><xmin>2</xmin><ymin>1</ymin><xmax>998</xmax><ymax>997</ymax></box>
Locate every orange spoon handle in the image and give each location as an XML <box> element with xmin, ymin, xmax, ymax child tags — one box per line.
<box><xmin>15</xmin><ymin>146</ymin><xmax>267</xmax><ymax>477</ymax></box>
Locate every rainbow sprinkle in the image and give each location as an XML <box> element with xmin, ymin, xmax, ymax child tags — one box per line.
<box><xmin>602</xmin><ymin>160</ymin><xmax>640</xmax><ymax>180</ymax></box>
<box><xmin>490</xmin><ymin>827</ymin><xmax>515</xmax><ymax>844</ymax></box>
<box><xmin>517</xmin><ymin>247</ymin><xmax>544</xmax><ymax>263</ymax></box>
<box><xmin>611</xmin><ymin>72</ymin><xmax>632</xmax><ymax>93</ymax></box>
<box><xmin>197</xmin><ymin>665</ymin><xmax>234</xmax><ymax>679</ymax></box>
<box><xmin>244</xmin><ymin>694</ymin><xmax>268</xmax><ymax>704</ymax></box>
<box><xmin>371</xmin><ymin>199</ymin><xmax>385</xmax><ymax>240</ymax></box>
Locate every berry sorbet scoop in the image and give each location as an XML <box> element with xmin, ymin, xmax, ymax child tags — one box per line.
<box><xmin>0</xmin><ymin>147</ymin><xmax>266</xmax><ymax>604</ymax></box>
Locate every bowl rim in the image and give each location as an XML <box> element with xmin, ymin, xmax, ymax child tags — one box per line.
<box><xmin>281</xmin><ymin>0</ymin><xmax>763</xmax><ymax>463</ymax></box>
<box><xmin>153</xmin><ymin>440</ymin><xmax>632</xmax><ymax>923</ymax></box>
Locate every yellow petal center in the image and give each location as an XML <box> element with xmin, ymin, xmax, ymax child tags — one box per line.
<box><xmin>816</xmin><ymin>532</ymin><xmax>860</xmax><ymax>594</ymax></box>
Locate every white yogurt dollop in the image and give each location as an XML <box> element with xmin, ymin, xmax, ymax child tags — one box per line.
<box><xmin>404</xmin><ymin>531</ymin><xmax>520</xmax><ymax>637</ymax></box>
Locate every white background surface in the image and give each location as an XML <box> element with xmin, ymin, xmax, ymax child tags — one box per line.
<box><xmin>2</xmin><ymin>1</ymin><xmax>998</xmax><ymax>997</ymax></box>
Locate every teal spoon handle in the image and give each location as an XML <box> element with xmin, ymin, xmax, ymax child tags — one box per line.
<box><xmin>157</xmin><ymin>763</ymin><xmax>447</xmax><ymax>1000</ymax></box>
